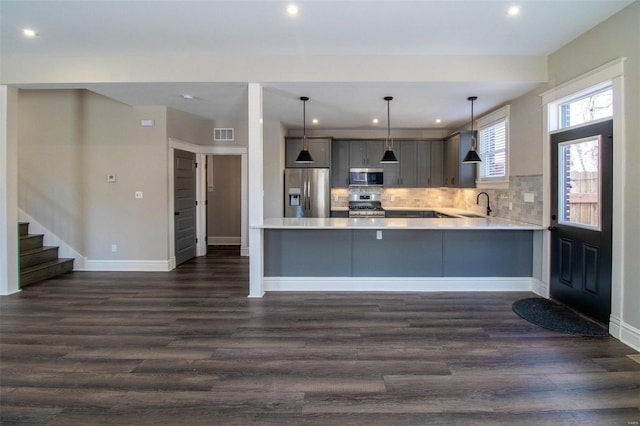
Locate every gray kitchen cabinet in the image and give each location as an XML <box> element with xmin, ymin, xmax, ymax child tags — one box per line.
<box><xmin>330</xmin><ymin>210</ymin><xmax>349</xmax><ymax>218</ymax></box>
<box><xmin>331</xmin><ymin>139</ymin><xmax>350</xmax><ymax>188</ymax></box>
<box><xmin>443</xmin><ymin>131</ymin><xmax>476</xmax><ymax>188</ymax></box>
<box><xmin>417</xmin><ymin>140</ymin><xmax>444</xmax><ymax>187</ymax></box>
<box><xmin>384</xmin><ymin>140</ymin><xmax>418</xmax><ymax>187</ymax></box>
<box><xmin>385</xmin><ymin>210</ymin><xmax>423</xmax><ymax>218</ymax></box>
<box><xmin>349</xmin><ymin>140</ymin><xmax>384</xmax><ymax>168</ymax></box>
<box><xmin>285</xmin><ymin>137</ymin><xmax>332</xmax><ymax>168</ymax></box>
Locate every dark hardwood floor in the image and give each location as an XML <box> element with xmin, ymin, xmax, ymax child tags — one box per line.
<box><xmin>1</xmin><ymin>246</ymin><xmax>639</xmax><ymax>425</ymax></box>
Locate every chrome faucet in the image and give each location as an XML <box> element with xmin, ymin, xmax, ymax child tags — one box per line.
<box><xmin>477</xmin><ymin>191</ymin><xmax>492</xmax><ymax>216</ymax></box>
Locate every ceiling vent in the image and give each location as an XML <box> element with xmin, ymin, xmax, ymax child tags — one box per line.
<box><xmin>214</xmin><ymin>128</ymin><xmax>234</xmax><ymax>142</ymax></box>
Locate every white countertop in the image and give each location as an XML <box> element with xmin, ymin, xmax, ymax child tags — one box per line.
<box><xmin>256</xmin><ymin>216</ymin><xmax>542</xmax><ymax>230</ymax></box>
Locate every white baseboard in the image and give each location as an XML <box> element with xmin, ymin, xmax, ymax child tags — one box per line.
<box><xmin>610</xmin><ymin>315</ymin><xmax>640</xmax><ymax>352</ymax></box>
<box><xmin>18</xmin><ymin>209</ymin><xmax>87</xmax><ymax>270</ymax></box>
<box><xmin>241</xmin><ymin>246</ymin><xmax>249</xmax><ymax>257</ymax></box>
<box><xmin>531</xmin><ymin>278</ymin><xmax>549</xmax><ymax>298</ymax></box>
<box><xmin>79</xmin><ymin>260</ymin><xmax>172</xmax><ymax>272</ymax></box>
<box><xmin>208</xmin><ymin>236</ymin><xmax>241</xmax><ymax>245</ymax></box>
<box><xmin>264</xmin><ymin>277</ymin><xmax>533</xmax><ymax>292</ymax></box>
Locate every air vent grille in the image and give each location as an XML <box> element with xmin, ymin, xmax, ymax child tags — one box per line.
<box><xmin>214</xmin><ymin>128</ymin><xmax>234</xmax><ymax>142</ymax></box>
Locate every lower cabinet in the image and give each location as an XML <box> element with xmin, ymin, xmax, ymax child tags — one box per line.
<box><xmin>385</xmin><ymin>210</ymin><xmax>424</xmax><ymax>218</ymax></box>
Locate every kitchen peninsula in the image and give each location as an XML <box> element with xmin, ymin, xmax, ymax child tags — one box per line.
<box><xmin>255</xmin><ymin>212</ymin><xmax>543</xmax><ymax>294</ymax></box>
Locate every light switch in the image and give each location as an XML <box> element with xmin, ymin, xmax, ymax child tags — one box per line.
<box><xmin>135</xmin><ymin>191</ymin><xmax>143</xmax><ymax>199</ymax></box>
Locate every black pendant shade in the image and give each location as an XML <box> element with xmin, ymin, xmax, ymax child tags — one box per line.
<box><xmin>380</xmin><ymin>96</ymin><xmax>399</xmax><ymax>163</ymax></box>
<box><xmin>295</xmin><ymin>96</ymin><xmax>314</xmax><ymax>164</ymax></box>
<box><xmin>381</xmin><ymin>149</ymin><xmax>398</xmax><ymax>163</ymax></box>
<box><xmin>295</xmin><ymin>148</ymin><xmax>314</xmax><ymax>163</ymax></box>
<box><xmin>463</xmin><ymin>149</ymin><xmax>482</xmax><ymax>163</ymax></box>
<box><xmin>463</xmin><ymin>96</ymin><xmax>481</xmax><ymax>164</ymax></box>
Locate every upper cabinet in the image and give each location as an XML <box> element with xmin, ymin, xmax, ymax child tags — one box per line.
<box><xmin>417</xmin><ymin>140</ymin><xmax>444</xmax><ymax>187</ymax></box>
<box><xmin>443</xmin><ymin>131</ymin><xmax>476</xmax><ymax>188</ymax></box>
<box><xmin>285</xmin><ymin>137</ymin><xmax>332</xmax><ymax>168</ymax></box>
<box><xmin>348</xmin><ymin>140</ymin><xmax>384</xmax><ymax>168</ymax></box>
<box><xmin>331</xmin><ymin>139</ymin><xmax>446</xmax><ymax>188</ymax></box>
<box><xmin>331</xmin><ymin>139</ymin><xmax>350</xmax><ymax>188</ymax></box>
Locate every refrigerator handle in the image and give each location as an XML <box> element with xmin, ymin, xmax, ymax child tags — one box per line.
<box><xmin>306</xmin><ymin>178</ymin><xmax>311</xmax><ymax>211</ymax></box>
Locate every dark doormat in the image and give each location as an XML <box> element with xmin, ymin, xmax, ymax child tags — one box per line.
<box><xmin>512</xmin><ymin>297</ymin><xmax>609</xmax><ymax>337</ymax></box>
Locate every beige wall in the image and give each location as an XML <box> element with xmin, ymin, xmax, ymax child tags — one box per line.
<box><xmin>208</xmin><ymin>155</ymin><xmax>241</xmax><ymax>242</ymax></box>
<box><xmin>167</xmin><ymin>108</ymin><xmax>213</xmax><ymax>145</ymax></box>
<box><xmin>18</xmin><ymin>89</ymin><xmax>169</xmax><ymax>261</ymax></box>
<box><xmin>545</xmin><ymin>2</ymin><xmax>640</xmax><ymax>333</ymax></box>
<box><xmin>505</xmin><ymin>88</ymin><xmax>545</xmax><ymax>176</ymax></box>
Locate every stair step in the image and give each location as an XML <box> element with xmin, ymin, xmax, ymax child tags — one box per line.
<box><xmin>20</xmin><ymin>246</ymin><xmax>60</xmax><ymax>269</ymax></box>
<box><xmin>19</xmin><ymin>234</ymin><xmax>44</xmax><ymax>252</ymax></box>
<box><xmin>20</xmin><ymin>258</ymin><xmax>74</xmax><ymax>287</ymax></box>
<box><xmin>19</xmin><ymin>222</ymin><xmax>30</xmax><ymax>237</ymax></box>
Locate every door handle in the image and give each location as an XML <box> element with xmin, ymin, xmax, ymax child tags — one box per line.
<box><xmin>548</xmin><ymin>226</ymin><xmax>557</xmax><ymax>231</ymax></box>
<box><xmin>174</xmin><ymin>212</ymin><xmax>180</xmax><ymax>216</ymax></box>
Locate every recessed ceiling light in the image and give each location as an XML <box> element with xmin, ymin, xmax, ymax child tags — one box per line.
<box><xmin>435</xmin><ymin>119</ymin><xmax>442</xmax><ymax>124</ymax></box>
<box><xmin>287</xmin><ymin>4</ymin><xmax>299</xmax><ymax>16</ymax></box>
<box><xmin>23</xmin><ymin>28</ymin><xmax>38</xmax><ymax>38</ymax></box>
<box><xmin>312</xmin><ymin>118</ymin><xmax>319</xmax><ymax>124</ymax></box>
<box><xmin>372</xmin><ymin>118</ymin><xmax>379</xmax><ymax>124</ymax></box>
<box><xmin>507</xmin><ymin>5</ymin><xmax>521</xmax><ymax>16</ymax></box>
<box><xmin>182</xmin><ymin>94</ymin><xmax>194</xmax><ymax>100</ymax></box>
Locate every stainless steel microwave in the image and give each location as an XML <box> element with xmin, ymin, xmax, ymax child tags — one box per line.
<box><xmin>349</xmin><ymin>168</ymin><xmax>384</xmax><ymax>186</ymax></box>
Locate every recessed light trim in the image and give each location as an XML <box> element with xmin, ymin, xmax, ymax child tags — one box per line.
<box><xmin>507</xmin><ymin>5</ymin><xmax>521</xmax><ymax>16</ymax></box>
<box><xmin>23</xmin><ymin>28</ymin><xmax>38</xmax><ymax>38</ymax></box>
<box><xmin>182</xmin><ymin>94</ymin><xmax>194</xmax><ymax>100</ymax></box>
<box><xmin>286</xmin><ymin>4</ymin><xmax>299</xmax><ymax>16</ymax></box>
<box><xmin>435</xmin><ymin>119</ymin><xmax>442</xmax><ymax>124</ymax></box>
<box><xmin>312</xmin><ymin>118</ymin><xmax>319</xmax><ymax>124</ymax></box>
<box><xmin>372</xmin><ymin>118</ymin><xmax>379</xmax><ymax>124</ymax></box>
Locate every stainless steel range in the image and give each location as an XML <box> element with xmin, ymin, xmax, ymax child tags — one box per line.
<box><xmin>348</xmin><ymin>193</ymin><xmax>385</xmax><ymax>218</ymax></box>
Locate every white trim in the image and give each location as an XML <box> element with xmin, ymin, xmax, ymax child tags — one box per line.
<box><xmin>541</xmin><ymin>57</ymin><xmax>626</xmax><ymax>347</ymax></box>
<box><xmin>80</xmin><ymin>260</ymin><xmax>172</xmax><ymax>272</ymax></box>
<box><xmin>208</xmin><ymin>236</ymin><xmax>241</xmax><ymax>245</ymax></box>
<box><xmin>541</xmin><ymin>58</ymin><xmax>625</xmax><ymax>105</ymax></box>
<box><xmin>168</xmin><ymin>138</ymin><xmax>249</xmax><ymax>262</ymax></box>
<box><xmin>264</xmin><ymin>277</ymin><xmax>533</xmax><ymax>293</ymax></box>
<box><xmin>1</xmin><ymin>85</ymin><xmax>20</xmax><ymax>296</ymax></box>
<box><xmin>531</xmin><ymin>278</ymin><xmax>548</xmax><ymax>298</ymax></box>
<box><xmin>609</xmin><ymin>315</ymin><xmax>640</xmax><ymax>352</ymax></box>
<box><xmin>196</xmin><ymin>153</ymin><xmax>207</xmax><ymax>257</ymax></box>
<box><xmin>476</xmin><ymin>105</ymin><xmax>510</xmax><ymax>183</ymax></box>
<box><xmin>248</xmin><ymin>83</ymin><xmax>265</xmax><ymax>297</ymax></box>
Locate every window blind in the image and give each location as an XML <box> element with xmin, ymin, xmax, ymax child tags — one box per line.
<box><xmin>479</xmin><ymin>119</ymin><xmax>506</xmax><ymax>179</ymax></box>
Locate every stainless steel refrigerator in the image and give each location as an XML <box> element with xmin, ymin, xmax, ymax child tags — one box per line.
<box><xmin>284</xmin><ymin>168</ymin><xmax>330</xmax><ymax>218</ymax></box>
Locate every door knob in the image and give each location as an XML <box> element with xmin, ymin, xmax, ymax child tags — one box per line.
<box><xmin>548</xmin><ymin>226</ymin><xmax>557</xmax><ymax>231</ymax></box>
<box><xmin>175</xmin><ymin>212</ymin><xmax>180</xmax><ymax>216</ymax></box>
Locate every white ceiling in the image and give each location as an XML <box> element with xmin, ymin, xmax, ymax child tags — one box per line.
<box><xmin>1</xmin><ymin>0</ymin><xmax>633</xmax><ymax>130</ymax></box>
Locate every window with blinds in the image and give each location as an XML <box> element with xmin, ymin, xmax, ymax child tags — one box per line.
<box><xmin>479</xmin><ymin>119</ymin><xmax>506</xmax><ymax>179</ymax></box>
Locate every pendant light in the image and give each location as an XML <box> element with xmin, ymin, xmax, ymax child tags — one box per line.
<box><xmin>463</xmin><ymin>96</ymin><xmax>482</xmax><ymax>163</ymax></box>
<box><xmin>295</xmin><ymin>96</ymin><xmax>314</xmax><ymax>164</ymax></box>
<box><xmin>380</xmin><ymin>96</ymin><xmax>398</xmax><ymax>163</ymax></box>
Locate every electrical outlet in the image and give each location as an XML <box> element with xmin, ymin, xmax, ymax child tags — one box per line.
<box><xmin>524</xmin><ymin>192</ymin><xmax>535</xmax><ymax>203</ymax></box>
<box><xmin>135</xmin><ymin>191</ymin><xmax>143</xmax><ymax>199</ymax></box>
<box><xmin>509</xmin><ymin>202</ymin><xmax>513</xmax><ymax>210</ymax></box>
<box><xmin>111</xmin><ymin>244</ymin><xmax>117</xmax><ymax>252</ymax></box>
<box><xmin>376</xmin><ymin>230</ymin><xmax>382</xmax><ymax>240</ymax></box>
<box><xmin>107</xmin><ymin>175</ymin><xmax>116</xmax><ymax>183</ymax></box>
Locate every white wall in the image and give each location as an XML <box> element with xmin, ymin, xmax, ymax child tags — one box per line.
<box><xmin>167</xmin><ymin>108</ymin><xmax>213</xmax><ymax>145</ymax></box>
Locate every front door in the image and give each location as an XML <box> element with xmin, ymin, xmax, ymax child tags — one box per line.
<box><xmin>549</xmin><ymin>119</ymin><xmax>613</xmax><ymax>324</ymax></box>
<box><xmin>174</xmin><ymin>149</ymin><xmax>197</xmax><ymax>266</ymax></box>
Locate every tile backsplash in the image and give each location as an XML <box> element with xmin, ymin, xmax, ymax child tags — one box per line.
<box><xmin>331</xmin><ymin>175</ymin><xmax>543</xmax><ymax>225</ymax></box>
